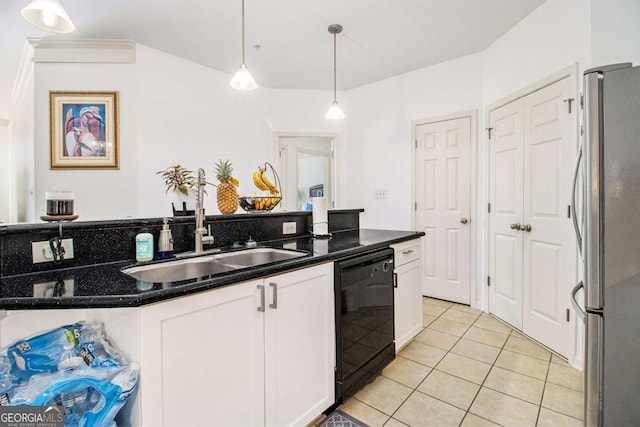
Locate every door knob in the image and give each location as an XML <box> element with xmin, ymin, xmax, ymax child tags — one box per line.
<box><xmin>460</xmin><ymin>218</ymin><xmax>468</xmax><ymax>224</ymax></box>
<box><xmin>510</xmin><ymin>223</ymin><xmax>521</xmax><ymax>230</ymax></box>
<box><xmin>522</xmin><ymin>224</ymin><xmax>532</xmax><ymax>232</ymax></box>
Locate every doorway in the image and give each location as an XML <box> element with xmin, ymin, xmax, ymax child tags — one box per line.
<box><xmin>413</xmin><ymin>111</ymin><xmax>477</xmax><ymax>305</ymax></box>
<box><xmin>276</xmin><ymin>135</ymin><xmax>337</xmax><ymax>212</ymax></box>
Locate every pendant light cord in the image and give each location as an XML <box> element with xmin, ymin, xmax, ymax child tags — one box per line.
<box><xmin>333</xmin><ymin>32</ymin><xmax>337</xmax><ymax>102</ymax></box>
<box><xmin>241</xmin><ymin>0</ymin><xmax>246</xmax><ymax>65</ymax></box>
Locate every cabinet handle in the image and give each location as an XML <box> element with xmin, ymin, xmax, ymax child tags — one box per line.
<box><xmin>269</xmin><ymin>282</ymin><xmax>278</xmax><ymax>309</ymax></box>
<box><xmin>522</xmin><ymin>224</ymin><xmax>532</xmax><ymax>232</ymax></box>
<box><xmin>257</xmin><ymin>285</ymin><xmax>265</xmax><ymax>312</ymax></box>
<box><xmin>393</xmin><ymin>272</ymin><xmax>398</xmax><ymax>288</ymax></box>
<box><xmin>510</xmin><ymin>223</ymin><xmax>521</xmax><ymax>230</ymax></box>
<box><xmin>402</xmin><ymin>250</ymin><xmax>414</xmax><ymax>255</ymax></box>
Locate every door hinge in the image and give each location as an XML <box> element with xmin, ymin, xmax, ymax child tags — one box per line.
<box><xmin>487</xmin><ymin>276</ymin><xmax>491</xmax><ymax>287</ymax></box>
<box><xmin>414</xmin><ymin>202</ymin><xmax>417</xmax><ymax>211</ymax></box>
<box><xmin>580</xmin><ymin>93</ymin><xmax>584</xmax><ymax>109</ymax></box>
<box><xmin>488</xmin><ymin>203</ymin><xmax>491</xmax><ymax>213</ymax></box>
<box><xmin>567</xmin><ymin>205</ymin><xmax>571</xmax><ymax>218</ymax></box>
<box><xmin>566</xmin><ymin>308</ymin><xmax>570</xmax><ymax>322</ymax></box>
<box><xmin>564</xmin><ymin>98</ymin><xmax>575</xmax><ymax>113</ymax></box>
<box><xmin>486</xmin><ymin>127</ymin><xmax>493</xmax><ymax>139</ymax></box>
<box><xmin>415</xmin><ymin>139</ymin><xmax>418</xmax><ymax>149</ymax></box>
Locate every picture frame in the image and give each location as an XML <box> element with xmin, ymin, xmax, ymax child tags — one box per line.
<box><xmin>49</xmin><ymin>91</ymin><xmax>119</xmax><ymax>169</ymax></box>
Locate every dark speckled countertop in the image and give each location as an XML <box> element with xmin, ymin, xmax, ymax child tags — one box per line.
<box><xmin>0</xmin><ymin>229</ymin><xmax>423</xmax><ymax>310</ymax></box>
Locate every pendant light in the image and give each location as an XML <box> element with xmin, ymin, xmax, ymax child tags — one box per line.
<box><xmin>21</xmin><ymin>0</ymin><xmax>75</xmax><ymax>33</ymax></box>
<box><xmin>229</xmin><ymin>0</ymin><xmax>257</xmax><ymax>91</ymax></box>
<box><xmin>326</xmin><ymin>24</ymin><xmax>345</xmax><ymax>120</ymax></box>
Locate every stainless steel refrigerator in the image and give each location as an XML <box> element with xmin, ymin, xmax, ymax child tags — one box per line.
<box><xmin>571</xmin><ymin>63</ymin><xmax>640</xmax><ymax>426</ymax></box>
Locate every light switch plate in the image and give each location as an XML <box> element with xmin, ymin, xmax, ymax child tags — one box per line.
<box><xmin>31</xmin><ymin>238</ymin><xmax>75</xmax><ymax>264</ymax></box>
<box><xmin>375</xmin><ymin>189</ymin><xmax>388</xmax><ymax>199</ymax></box>
<box><xmin>282</xmin><ymin>222</ymin><xmax>296</xmax><ymax>235</ymax></box>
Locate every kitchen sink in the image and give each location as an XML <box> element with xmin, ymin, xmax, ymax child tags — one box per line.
<box><xmin>122</xmin><ymin>248</ymin><xmax>308</xmax><ymax>283</ymax></box>
<box><xmin>213</xmin><ymin>248</ymin><xmax>307</xmax><ymax>267</ymax></box>
<box><xmin>122</xmin><ymin>255</ymin><xmax>238</xmax><ymax>283</ymax></box>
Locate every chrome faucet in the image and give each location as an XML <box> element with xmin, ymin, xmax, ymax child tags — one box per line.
<box><xmin>195</xmin><ymin>168</ymin><xmax>214</xmax><ymax>253</ymax></box>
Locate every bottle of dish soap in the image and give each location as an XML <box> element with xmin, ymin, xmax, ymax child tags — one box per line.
<box><xmin>135</xmin><ymin>227</ymin><xmax>154</xmax><ymax>262</ymax></box>
<box><xmin>157</xmin><ymin>218</ymin><xmax>175</xmax><ymax>259</ymax></box>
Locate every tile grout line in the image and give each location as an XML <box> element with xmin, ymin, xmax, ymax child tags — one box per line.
<box><xmin>534</xmin><ymin>356</ymin><xmax>553</xmax><ymax>426</ymax></box>
<box><xmin>456</xmin><ymin>317</ymin><xmax>515</xmax><ymax>426</ymax></box>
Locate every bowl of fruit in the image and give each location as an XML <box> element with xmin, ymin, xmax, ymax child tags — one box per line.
<box><xmin>240</xmin><ymin>162</ymin><xmax>282</xmax><ymax>212</ymax></box>
<box><xmin>239</xmin><ymin>195</ymin><xmax>282</xmax><ymax>212</ymax></box>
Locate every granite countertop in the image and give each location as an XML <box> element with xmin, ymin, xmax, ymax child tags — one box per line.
<box><xmin>0</xmin><ymin>229</ymin><xmax>423</xmax><ymax>310</ymax></box>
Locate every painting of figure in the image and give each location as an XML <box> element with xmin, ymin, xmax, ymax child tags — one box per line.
<box><xmin>63</xmin><ymin>104</ymin><xmax>106</xmax><ymax>157</ymax></box>
<box><xmin>49</xmin><ymin>91</ymin><xmax>119</xmax><ymax>169</ymax></box>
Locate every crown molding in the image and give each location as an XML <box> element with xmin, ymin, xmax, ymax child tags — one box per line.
<box><xmin>27</xmin><ymin>38</ymin><xmax>136</xmax><ymax>64</ymax></box>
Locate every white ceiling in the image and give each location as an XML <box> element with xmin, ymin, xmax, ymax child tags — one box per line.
<box><xmin>0</xmin><ymin>0</ymin><xmax>545</xmax><ymax>116</ymax></box>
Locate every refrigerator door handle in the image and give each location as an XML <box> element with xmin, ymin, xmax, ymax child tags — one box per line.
<box><xmin>583</xmin><ymin>71</ymin><xmax>604</xmax><ymax>310</ymax></box>
<box><xmin>571</xmin><ymin>146</ymin><xmax>583</xmax><ymax>256</ymax></box>
<box><xmin>571</xmin><ymin>281</ymin><xmax>585</xmax><ymax>320</ymax></box>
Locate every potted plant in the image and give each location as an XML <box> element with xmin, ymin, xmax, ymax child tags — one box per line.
<box><xmin>157</xmin><ymin>164</ymin><xmax>197</xmax><ymax>216</ymax></box>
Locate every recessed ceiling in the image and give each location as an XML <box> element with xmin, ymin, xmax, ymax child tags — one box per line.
<box><xmin>0</xmin><ymin>0</ymin><xmax>545</xmax><ymax>116</ymax></box>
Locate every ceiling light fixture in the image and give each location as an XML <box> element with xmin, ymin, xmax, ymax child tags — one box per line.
<box><xmin>326</xmin><ymin>24</ymin><xmax>345</xmax><ymax>120</ymax></box>
<box><xmin>229</xmin><ymin>0</ymin><xmax>257</xmax><ymax>91</ymax></box>
<box><xmin>21</xmin><ymin>0</ymin><xmax>75</xmax><ymax>33</ymax></box>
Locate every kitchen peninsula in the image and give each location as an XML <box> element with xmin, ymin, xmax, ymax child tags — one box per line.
<box><xmin>0</xmin><ymin>209</ymin><xmax>424</xmax><ymax>426</ymax></box>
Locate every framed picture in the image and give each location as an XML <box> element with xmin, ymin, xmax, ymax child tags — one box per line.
<box><xmin>49</xmin><ymin>91</ymin><xmax>119</xmax><ymax>169</ymax></box>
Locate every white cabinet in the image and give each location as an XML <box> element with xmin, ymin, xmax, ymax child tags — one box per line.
<box><xmin>391</xmin><ymin>239</ymin><xmax>423</xmax><ymax>351</ymax></box>
<box><xmin>264</xmin><ymin>263</ymin><xmax>335</xmax><ymax>427</ymax></box>
<box><xmin>140</xmin><ymin>279</ymin><xmax>265</xmax><ymax>427</ymax></box>
<box><xmin>139</xmin><ymin>262</ymin><xmax>335</xmax><ymax>427</ymax></box>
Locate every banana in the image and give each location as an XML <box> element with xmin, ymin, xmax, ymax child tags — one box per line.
<box><xmin>253</xmin><ymin>168</ymin><xmax>269</xmax><ymax>191</ymax></box>
<box><xmin>260</xmin><ymin>169</ymin><xmax>279</xmax><ymax>194</ymax></box>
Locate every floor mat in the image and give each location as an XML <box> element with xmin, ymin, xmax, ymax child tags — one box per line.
<box><xmin>317</xmin><ymin>410</ymin><xmax>369</xmax><ymax>427</ymax></box>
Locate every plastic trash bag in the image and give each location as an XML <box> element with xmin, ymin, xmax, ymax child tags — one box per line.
<box><xmin>0</xmin><ymin>322</ymin><xmax>139</xmax><ymax>427</ymax></box>
<box><xmin>8</xmin><ymin>364</ymin><xmax>139</xmax><ymax>427</ymax></box>
<box><xmin>6</xmin><ymin>322</ymin><xmax>126</xmax><ymax>382</ymax></box>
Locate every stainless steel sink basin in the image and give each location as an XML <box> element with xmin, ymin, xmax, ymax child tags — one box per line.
<box><xmin>122</xmin><ymin>248</ymin><xmax>307</xmax><ymax>283</ymax></box>
<box><xmin>213</xmin><ymin>248</ymin><xmax>307</xmax><ymax>267</ymax></box>
<box><xmin>122</xmin><ymin>256</ymin><xmax>238</xmax><ymax>283</ymax></box>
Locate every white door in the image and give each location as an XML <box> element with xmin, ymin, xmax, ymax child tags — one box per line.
<box><xmin>488</xmin><ymin>101</ymin><xmax>525</xmax><ymax>329</ymax></box>
<box><xmin>488</xmin><ymin>76</ymin><xmax>576</xmax><ymax>356</ymax></box>
<box><xmin>415</xmin><ymin>116</ymin><xmax>472</xmax><ymax>304</ymax></box>
<box><xmin>522</xmin><ymin>78</ymin><xmax>576</xmax><ymax>356</ymax></box>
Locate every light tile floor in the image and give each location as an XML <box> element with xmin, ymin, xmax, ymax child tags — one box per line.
<box><xmin>337</xmin><ymin>297</ymin><xmax>584</xmax><ymax>427</ymax></box>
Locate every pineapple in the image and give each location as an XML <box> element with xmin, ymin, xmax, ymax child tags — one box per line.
<box><xmin>215</xmin><ymin>159</ymin><xmax>239</xmax><ymax>214</ymax></box>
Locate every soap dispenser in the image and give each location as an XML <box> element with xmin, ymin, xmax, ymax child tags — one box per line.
<box><xmin>157</xmin><ymin>218</ymin><xmax>175</xmax><ymax>259</ymax></box>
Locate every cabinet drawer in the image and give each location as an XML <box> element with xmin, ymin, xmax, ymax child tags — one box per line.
<box><xmin>391</xmin><ymin>239</ymin><xmax>421</xmax><ymax>266</ymax></box>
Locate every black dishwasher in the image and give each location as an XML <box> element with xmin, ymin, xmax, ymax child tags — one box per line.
<box><xmin>334</xmin><ymin>248</ymin><xmax>395</xmax><ymax>403</ymax></box>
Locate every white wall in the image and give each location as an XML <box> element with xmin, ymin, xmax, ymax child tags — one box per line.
<box><xmin>27</xmin><ymin>44</ymin><xmax>343</xmax><ymax>221</ymax></box>
<box><xmin>34</xmin><ymin>61</ymin><xmax>138</xmax><ymax>221</ymax></box>
<box><xmin>0</xmin><ymin>119</ymin><xmax>10</xmax><ymax>223</ymax></box>
<box><xmin>346</xmin><ymin>53</ymin><xmax>484</xmax><ymax>230</ymax></box>
<box><xmin>482</xmin><ymin>0</ymin><xmax>591</xmax><ymax>106</ymax></box>
<box><xmin>8</xmin><ymin>45</ymin><xmax>35</xmax><ymax>224</ymax></box>
<box><xmin>591</xmin><ymin>0</ymin><xmax>640</xmax><ymax>67</ymax></box>
<box><xmin>134</xmin><ymin>44</ymin><xmax>272</xmax><ymax>218</ymax></box>
<box><xmin>136</xmin><ymin>45</ymin><xmax>343</xmax><ymax>217</ymax></box>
